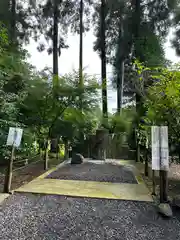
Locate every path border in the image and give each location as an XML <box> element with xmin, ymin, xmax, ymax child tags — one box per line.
<box><xmin>0</xmin><ymin>194</ymin><xmax>9</xmax><ymax>205</ymax></box>
<box><xmin>36</xmin><ymin>159</ymin><xmax>69</xmax><ymax>179</ymax></box>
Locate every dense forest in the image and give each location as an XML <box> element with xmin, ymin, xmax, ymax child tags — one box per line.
<box><xmin>0</xmin><ymin>0</ymin><xmax>180</xmax><ymax>167</ymax></box>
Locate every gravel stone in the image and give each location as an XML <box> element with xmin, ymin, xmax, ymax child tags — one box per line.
<box><xmin>46</xmin><ymin>162</ymin><xmax>137</xmax><ymax>184</ymax></box>
<box><xmin>0</xmin><ymin>193</ymin><xmax>180</xmax><ymax>240</ymax></box>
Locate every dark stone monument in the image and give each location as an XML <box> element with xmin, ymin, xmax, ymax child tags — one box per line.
<box><xmin>89</xmin><ymin>134</ymin><xmax>96</xmax><ymax>159</ymax></box>
<box><xmin>50</xmin><ymin>138</ymin><xmax>58</xmax><ymax>153</ymax></box>
<box><xmin>71</xmin><ymin>153</ymin><xmax>84</xmax><ymax>164</ymax></box>
<box><xmin>95</xmin><ymin>128</ymin><xmax>109</xmax><ymax>160</ymax></box>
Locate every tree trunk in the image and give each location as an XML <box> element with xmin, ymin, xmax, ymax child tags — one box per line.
<box><xmin>64</xmin><ymin>140</ymin><xmax>69</xmax><ymax>160</ymax></box>
<box><xmin>117</xmin><ymin>30</ymin><xmax>125</xmax><ymax>114</ymax></box>
<box><xmin>117</xmin><ymin>67</ymin><xmax>124</xmax><ymax>114</ymax></box>
<box><xmin>132</xmin><ymin>0</ymin><xmax>142</xmax><ymax>164</ymax></box>
<box><xmin>10</xmin><ymin>0</ymin><xmax>16</xmax><ymax>48</ymax></box>
<box><xmin>117</xmin><ymin>19</ymin><xmax>125</xmax><ymax>114</ymax></box>
<box><xmin>53</xmin><ymin>0</ymin><xmax>58</xmax><ymax>80</ymax></box>
<box><xmin>44</xmin><ymin>139</ymin><xmax>49</xmax><ymax>170</ymax></box>
<box><xmin>117</xmin><ymin>73</ymin><xmax>121</xmax><ymax>114</ymax></box>
<box><xmin>101</xmin><ymin>0</ymin><xmax>108</xmax><ymax>123</ymax></box>
<box><xmin>4</xmin><ymin>146</ymin><xmax>15</xmax><ymax>193</ymax></box>
<box><xmin>134</xmin><ymin>0</ymin><xmax>142</xmax><ymax>113</ymax></box>
<box><xmin>79</xmin><ymin>0</ymin><xmax>84</xmax><ymax>143</ymax></box>
<box><xmin>144</xmin><ymin>148</ymin><xmax>148</xmax><ymax>176</ymax></box>
<box><xmin>11</xmin><ymin>0</ymin><xmax>16</xmax><ymax>37</ymax></box>
<box><xmin>79</xmin><ymin>0</ymin><xmax>83</xmax><ymax>88</ymax></box>
<box><xmin>135</xmin><ymin>130</ymin><xmax>140</xmax><ymax>162</ymax></box>
<box><xmin>178</xmin><ymin>145</ymin><xmax>180</xmax><ymax>163</ymax></box>
<box><xmin>133</xmin><ymin>0</ymin><xmax>141</xmax><ymax>54</ymax></box>
<box><xmin>132</xmin><ymin>0</ymin><xmax>141</xmax><ymax>111</ymax></box>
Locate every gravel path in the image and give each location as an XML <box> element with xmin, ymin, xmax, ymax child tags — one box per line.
<box><xmin>0</xmin><ymin>193</ymin><xmax>180</xmax><ymax>240</ymax></box>
<box><xmin>46</xmin><ymin>162</ymin><xmax>137</xmax><ymax>184</ymax></box>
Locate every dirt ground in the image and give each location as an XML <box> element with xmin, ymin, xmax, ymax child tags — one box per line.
<box><xmin>0</xmin><ymin>162</ymin><xmax>46</xmax><ymax>193</ymax></box>
<box><xmin>139</xmin><ymin>163</ymin><xmax>180</xmax><ymax>199</ymax></box>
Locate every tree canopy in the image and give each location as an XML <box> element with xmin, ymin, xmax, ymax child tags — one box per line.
<box><xmin>0</xmin><ymin>0</ymin><xmax>180</xmax><ymax>164</ymax></box>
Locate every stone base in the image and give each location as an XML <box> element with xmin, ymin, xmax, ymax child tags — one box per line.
<box><xmin>158</xmin><ymin>203</ymin><xmax>173</xmax><ymax>217</ymax></box>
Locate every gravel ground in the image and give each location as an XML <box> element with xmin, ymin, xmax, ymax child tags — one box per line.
<box><xmin>46</xmin><ymin>162</ymin><xmax>137</xmax><ymax>184</ymax></box>
<box><xmin>0</xmin><ymin>193</ymin><xmax>180</xmax><ymax>240</ymax></box>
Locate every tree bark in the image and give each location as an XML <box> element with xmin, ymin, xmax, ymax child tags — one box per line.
<box><xmin>101</xmin><ymin>0</ymin><xmax>108</xmax><ymax>122</ymax></box>
<box><xmin>53</xmin><ymin>0</ymin><xmax>58</xmax><ymax>79</ymax></box>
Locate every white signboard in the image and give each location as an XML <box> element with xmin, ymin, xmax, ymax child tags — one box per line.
<box><xmin>160</xmin><ymin>126</ymin><xmax>169</xmax><ymax>171</ymax></box>
<box><xmin>6</xmin><ymin>127</ymin><xmax>23</xmax><ymax>147</ymax></box>
<box><xmin>151</xmin><ymin>126</ymin><xmax>169</xmax><ymax>171</ymax></box>
<box><xmin>151</xmin><ymin>126</ymin><xmax>160</xmax><ymax>170</ymax></box>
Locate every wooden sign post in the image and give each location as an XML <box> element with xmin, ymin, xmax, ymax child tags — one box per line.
<box><xmin>4</xmin><ymin>127</ymin><xmax>23</xmax><ymax>193</ymax></box>
<box><xmin>151</xmin><ymin>126</ymin><xmax>169</xmax><ymax>202</ymax></box>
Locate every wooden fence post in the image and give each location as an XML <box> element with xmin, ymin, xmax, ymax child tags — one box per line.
<box><xmin>4</xmin><ymin>145</ymin><xmax>15</xmax><ymax>193</ymax></box>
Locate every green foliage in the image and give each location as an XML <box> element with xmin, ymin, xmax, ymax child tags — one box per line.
<box><xmin>0</xmin><ymin>22</ymin><xmax>8</xmax><ymax>51</ymax></box>
<box><xmin>0</xmin><ymin>0</ymin><xmax>179</xmax><ymax>164</ymax></box>
<box><xmin>49</xmin><ymin>72</ymin><xmax>101</xmax><ymax>144</ymax></box>
<box><xmin>109</xmin><ymin>106</ymin><xmax>136</xmax><ymax>134</ymax></box>
<box><xmin>0</xmin><ymin>42</ymin><xmax>33</xmax><ymax>162</ymax></box>
<box><xmin>0</xmin><ymin>17</ymin><xmax>101</xmax><ymax>164</ymax></box>
<box><xmin>145</xmin><ymin>65</ymin><xmax>180</xmax><ymax>127</ymax></box>
<box><xmin>134</xmin><ymin>62</ymin><xmax>180</xmax><ymax>154</ymax></box>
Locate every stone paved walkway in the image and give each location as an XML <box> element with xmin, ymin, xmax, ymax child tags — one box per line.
<box><xmin>14</xmin><ymin>160</ymin><xmax>152</xmax><ymax>202</ymax></box>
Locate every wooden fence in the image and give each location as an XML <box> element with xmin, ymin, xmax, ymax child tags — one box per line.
<box><xmin>78</xmin><ymin>132</ymin><xmax>135</xmax><ymax>160</ymax></box>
